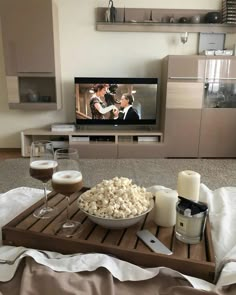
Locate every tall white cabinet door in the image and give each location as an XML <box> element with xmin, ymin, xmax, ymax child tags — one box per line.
<box><xmin>166</xmin><ymin>82</ymin><xmax>204</xmax><ymax>109</ymax></box>
<box><xmin>0</xmin><ymin>0</ymin><xmax>61</xmax><ymax>110</ymax></box>
<box><xmin>205</xmin><ymin>57</ymin><xmax>236</xmax><ymax>80</ymax></box>
<box><xmin>167</xmin><ymin>55</ymin><xmax>205</xmax><ymax>81</ymax></box>
<box><xmin>164</xmin><ymin>109</ymin><xmax>202</xmax><ymax>157</ymax></box>
<box><xmin>164</xmin><ymin>81</ymin><xmax>204</xmax><ymax>157</ymax></box>
<box><xmin>0</xmin><ymin>0</ymin><xmax>55</xmax><ymax>75</ymax></box>
<box><xmin>199</xmin><ymin>109</ymin><xmax>236</xmax><ymax>157</ymax></box>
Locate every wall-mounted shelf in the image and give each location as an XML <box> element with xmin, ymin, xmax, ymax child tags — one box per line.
<box><xmin>96</xmin><ymin>7</ymin><xmax>236</xmax><ymax>34</ymax></box>
<box><xmin>96</xmin><ymin>22</ymin><xmax>236</xmax><ymax>34</ymax></box>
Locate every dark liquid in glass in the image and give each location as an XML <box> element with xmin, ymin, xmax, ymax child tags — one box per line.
<box><xmin>30</xmin><ymin>167</ymin><xmax>54</xmax><ymax>183</ymax></box>
<box><xmin>52</xmin><ymin>180</ymin><xmax>83</xmax><ymax>195</ymax></box>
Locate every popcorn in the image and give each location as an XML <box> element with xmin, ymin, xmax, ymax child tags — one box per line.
<box><xmin>78</xmin><ymin>177</ymin><xmax>153</xmax><ymax>219</ymax></box>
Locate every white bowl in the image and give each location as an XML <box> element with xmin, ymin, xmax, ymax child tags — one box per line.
<box><xmin>78</xmin><ymin>200</ymin><xmax>154</xmax><ymax>229</ymax></box>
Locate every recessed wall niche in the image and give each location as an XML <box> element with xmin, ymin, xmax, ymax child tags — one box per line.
<box><xmin>18</xmin><ymin>77</ymin><xmax>56</xmax><ymax>103</ymax></box>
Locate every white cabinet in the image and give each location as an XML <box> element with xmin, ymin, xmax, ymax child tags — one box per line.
<box><xmin>164</xmin><ymin>109</ymin><xmax>202</xmax><ymax>157</ymax></box>
<box><xmin>205</xmin><ymin>57</ymin><xmax>236</xmax><ymax>80</ymax></box>
<box><xmin>162</xmin><ymin>55</ymin><xmax>204</xmax><ymax>157</ymax></box>
<box><xmin>167</xmin><ymin>55</ymin><xmax>205</xmax><ymax>81</ymax></box>
<box><xmin>0</xmin><ymin>0</ymin><xmax>61</xmax><ymax>110</ymax></box>
<box><xmin>162</xmin><ymin>55</ymin><xmax>236</xmax><ymax>158</ymax></box>
<box><xmin>0</xmin><ymin>0</ymin><xmax>54</xmax><ymax>75</ymax></box>
<box><xmin>166</xmin><ymin>82</ymin><xmax>204</xmax><ymax>109</ymax></box>
<box><xmin>199</xmin><ymin>109</ymin><xmax>236</xmax><ymax>157</ymax></box>
<box><xmin>199</xmin><ymin>57</ymin><xmax>236</xmax><ymax>157</ymax></box>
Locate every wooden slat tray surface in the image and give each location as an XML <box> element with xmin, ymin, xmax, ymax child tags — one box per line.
<box><xmin>2</xmin><ymin>188</ymin><xmax>215</xmax><ymax>282</ymax></box>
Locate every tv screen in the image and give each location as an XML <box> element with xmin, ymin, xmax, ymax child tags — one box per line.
<box><xmin>75</xmin><ymin>77</ymin><xmax>158</xmax><ymax>126</ymax></box>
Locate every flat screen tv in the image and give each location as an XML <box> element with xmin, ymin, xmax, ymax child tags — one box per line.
<box><xmin>75</xmin><ymin>77</ymin><xmax>158</xmax><ymax>126</ymax></box>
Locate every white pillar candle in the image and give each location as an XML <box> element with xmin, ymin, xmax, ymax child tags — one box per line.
<box><xmin>154</xmin><ymin>189</ymin><xmax>178</xmax><ymax>227</ymax></box>
<box><xmin>177</xmin><ymin>170</ymin><xmax>201</xmax><ymax>202</ymax></box>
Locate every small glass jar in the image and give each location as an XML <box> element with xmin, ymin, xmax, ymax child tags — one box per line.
<box><xmin>175</xmin><ymin>200</ymin><xmax>208</xmax><ymax>244</ymax></box>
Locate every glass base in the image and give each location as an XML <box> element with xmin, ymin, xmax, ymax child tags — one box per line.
<box><xmin>55</xmin><ymin>220</ymin><xmax>83</xmax><ymax>238</ymax></box>
<box><xmin>175</xmin><ymin>231</ymin><xmax>201</xmax><ymax>244</ymax></box>
<box><xmin>33</xmin><ymin>206</ymin><xmax>58</xmax><ymax>219</ymax></box>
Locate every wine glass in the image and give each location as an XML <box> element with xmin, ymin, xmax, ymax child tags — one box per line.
<box><xmin>52</xmin><ymin>148</ymin><xmax>83</xmax><ymax>237</ymax></box>
<box><xmin>29</xmin><ymin>140</ymin><xmax>58</xmax><ymax>219</ymax></box>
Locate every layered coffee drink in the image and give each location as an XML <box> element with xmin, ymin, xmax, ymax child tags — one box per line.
<box><xmin>52</xmin><ymin>170</ymin><xmax>83</xmax><ymax>195</ymax></box>
<box><xmin>30</xmin><ymin>160</ymin><xmax>58</xmax><ymax>183</ymax></box>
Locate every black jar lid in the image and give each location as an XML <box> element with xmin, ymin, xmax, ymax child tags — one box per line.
<box><xmin>177</xmin><ymin>196</ymin><xmax>208</xmax><ymax>216</ymax></box>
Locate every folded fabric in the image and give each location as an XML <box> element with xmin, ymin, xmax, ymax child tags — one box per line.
<box><xmin>0</xmin><ymin>245</ymin><xmax>215</xmax><ymax>291</ymax></box>
<box><xmin>215</xmin><ymin>245</ymin><xmax>236</xmax><ymax>288</ymax></box>
<box><xmin>199</xmin><ymin>185</ymin><xmax>236</xmax><ymax>270</ymax></box>
<box><xmin>0</xmin><ymin>187</ymin><xmax>44</xmax><ymax>244</ymax></box>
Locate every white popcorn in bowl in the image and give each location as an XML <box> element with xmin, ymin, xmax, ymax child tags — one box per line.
<box><xmin>77</xmin><ymin>177</ymin><xmax>153</xmax><ymax>221</ymax></box>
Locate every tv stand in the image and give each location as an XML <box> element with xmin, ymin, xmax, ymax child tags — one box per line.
<box><xmin>21</xmin><ymin>127</ymin><xmax>165</xmax><ymax>158</ymax></box>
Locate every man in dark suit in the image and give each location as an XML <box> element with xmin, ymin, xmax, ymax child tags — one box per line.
<box><xmin>118</xmin><ymin>93</ymin><xmax>139</xmax><ymax>120</ymax></box>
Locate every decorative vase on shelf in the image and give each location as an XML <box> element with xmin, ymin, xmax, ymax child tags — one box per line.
<box><xmin>205</xmin><ymin>12</ymin><xmax>221</xmax><ymax>23</ymax></box>
<box><xmin>110</xmin><ymin>0</ymin><xmax>116</xmax><ymax>22</ymax></box>
<box><xmin>105</xmin><ymin>0</ymin><xmax>117</xmax><ymax>22</ymax></box>
<box><xmin>191</xmin><ymin>15</ymin><xmax>201</xmax><ymax>24</ymax></box>
<box><xmin>27</xmin><ymin>89</ymin><xmax>39</xmax><ymax>102</ymax></box>
<box><xmin>179</xmin><ymin>17</ymin><xmax>189</xmax><ymax>23</ymax></box>
<box><xmin>149</xmin><ymin>10</ymin><xmax>153</xmax><ymax>21</ymax></box>
<box><xmin>105</xmin><ymin>8</ymin><xmax>110</xmax><ymax>22</ymax></box>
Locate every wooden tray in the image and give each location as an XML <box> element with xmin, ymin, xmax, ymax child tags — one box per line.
<box><xmin>2</xmin><ymin>188</ymin><xmax>215</xmax><ymax>282</ymax></box>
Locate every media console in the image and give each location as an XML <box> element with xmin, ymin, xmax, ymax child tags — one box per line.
<box><xmin>21</xmin><ymin>128</ymin><xmax>165</xmax><ymax>159</ymax></box>
<box><xmin>20</xmin><ymin>55</ymin><xmax>236</xmax><ymax>159</ymax></box>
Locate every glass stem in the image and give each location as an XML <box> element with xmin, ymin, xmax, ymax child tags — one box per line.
<box><xmin>43</xmin><ymin>182</ymin><xmax>48</xmax><ymax>208</ymax></box>
<box><xmin>66</xmin><ymin>196</ymin><xmax>70</xmax><ymax>221</ymax></box>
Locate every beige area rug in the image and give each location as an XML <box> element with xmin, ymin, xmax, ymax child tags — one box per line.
<box><xmin>0</xmin><ymin>158</ymin><xmax>236</xmax><ymax>193</ymax></box>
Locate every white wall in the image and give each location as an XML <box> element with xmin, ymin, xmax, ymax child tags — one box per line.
<box><xmin>0</xmin><ymin>0</ymin><xmax>234</xmax><ymax>148</ymax></box>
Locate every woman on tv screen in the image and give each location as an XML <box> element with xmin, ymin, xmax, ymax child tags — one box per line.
<box><xmin>89</xmin><ymin>84</ymin><xmax>117</xmax><ymax>119</ymax></box>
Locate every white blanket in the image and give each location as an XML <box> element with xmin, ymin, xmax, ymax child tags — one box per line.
<box><xmin>200</xmin><ymin>185</ymin><xmax>236</xmax><ymax>288</ymax></box>
<box><xmin>0</xmin><ymin>187</ymin><xmax>44</xmax><ymax>243</ymax></box>
<box><xmin>0</xmin><ymin>185</ymin><xmax>236</xmax><ymax>292</ymax></box>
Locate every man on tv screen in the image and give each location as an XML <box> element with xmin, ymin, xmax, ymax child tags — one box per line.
<box><xmin>117</xmin><ymin>93</ymin><xmax>140</xmax><ymax>120</ymax></box>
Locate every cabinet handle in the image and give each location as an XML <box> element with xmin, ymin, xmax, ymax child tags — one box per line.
<box><xmin>205</xmin><ymin>78</ymin><xmax>236</xmax><ymax>81</ymax></box>
<box><xmin>169</xmin><ymin>77</ymin><xmax>204</xmax><ymax>80</ymax></box>
<box><xmin>17</xmin><ymin>72</ymin><xmax>52</xmax><ymax>74</ymax></box>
